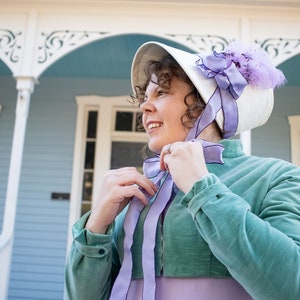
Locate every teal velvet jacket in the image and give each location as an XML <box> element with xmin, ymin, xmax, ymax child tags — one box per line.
<box><xmin>65</xmin><ymin>140</ymin><xmax>300</xmax><ymax>300</ymax></box>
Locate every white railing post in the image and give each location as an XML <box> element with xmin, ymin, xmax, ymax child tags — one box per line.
<box><xmin>0</xmin><ymin>76</ymin><xmax>35</xmax><ymax>300</ymax></box>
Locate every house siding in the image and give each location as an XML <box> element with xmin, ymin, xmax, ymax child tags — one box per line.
<box><xmin>0</xmin><ymin>76</ymin><xmax>17</xmax><ymax>233</ymax></box>
<box><xmin>1</xmin><ymin>77</ymin><xmax>128</xmax><ymax>299</ymax></box>
<box><xmin>252</xmin><ymin>86</ymin><xmax>300</xmax><ymax>161</ymax></box>
<box><xmin>6</xmin><ymin>78</ymin><xmax>75</xmax><ymax>299</ymax></box>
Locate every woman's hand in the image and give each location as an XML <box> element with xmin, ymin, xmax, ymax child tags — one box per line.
<box><xmin>85</xmin><ymin>167</ymin><xmax>157</xmax><ymax>234</ymax></box>
<box><xmin>160</xmin><ymin>141</ymin><xmax>208</xmax><ymax>194</ymax></box>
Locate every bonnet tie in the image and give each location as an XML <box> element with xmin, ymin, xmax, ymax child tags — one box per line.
<box><xmin>189</xmin><ymin>52</ymin><xmax>247</xmax><ymax>139</ymax></box>
<box><xmin>109</xmin><ymin>141</ymin><xmax>223</xmax><ymax>300</ymax></box>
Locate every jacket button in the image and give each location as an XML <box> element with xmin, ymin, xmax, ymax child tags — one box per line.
<box><xmin>98</xmin><ymin>248</ymin><xmax>105</xmax><ymax>255</ymax></box>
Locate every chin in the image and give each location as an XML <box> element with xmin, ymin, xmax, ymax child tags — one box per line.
<box><xmin>148</xmin><ymin>143</ymin><xmax>162</xmax><ymax>154</ymax></box>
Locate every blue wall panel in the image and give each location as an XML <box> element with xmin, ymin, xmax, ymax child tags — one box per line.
<box><xmin>252</xmin><ymin>86</ymin><xmax>300</xmax><ymax>161</ymax></box>
<box><xmin>4</xmin><ymin>76</ymin><xmax>129</xmax><ymax>299</ymax></box>
<box><xmin>0</xmin><ymin>76</ymin><xmax>17</xmax><ymax>232</ymax></box>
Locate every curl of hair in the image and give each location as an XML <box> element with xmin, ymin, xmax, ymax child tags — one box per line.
<box><xmin>131</xmin><ymin>54</ymin><xmax>205</xmax><ymax>131</ymax></box>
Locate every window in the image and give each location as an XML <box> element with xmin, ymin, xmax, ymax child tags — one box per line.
<box><xmin>67</xmin><ymin>96</ymin><xmax>149</xmax><ymax>236</ymax></box>
<box><xmin>81</xmin><ymin>111</ymin><xmax>98</xmax><ymax>215</ymax></box>
<box><xmin>112</xmin><ymin>110</ymin><xmax>145</xmax><ymax>169</ymax></box>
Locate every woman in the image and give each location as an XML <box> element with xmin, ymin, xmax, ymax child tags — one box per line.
<box><xmin>65</xmin><ymin>41</ymin><xmax>300</xmax><ymax>300</ymax></box>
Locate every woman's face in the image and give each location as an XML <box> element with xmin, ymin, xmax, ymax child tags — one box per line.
<box><xmin>140</xmin><ymin>74</ymin><xmax>195</xmax><ymax>153</ymax></box>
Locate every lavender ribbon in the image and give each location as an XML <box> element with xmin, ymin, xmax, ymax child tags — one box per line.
<box><xmin>109</xmin><ymin>163</ymin><xmax>168</xmax><ymax>300</ymax></box>
<box><xmin>110</xmin><ymin>51</ymin><xmax>247</xmax><ymax>300</ymax></box>
<box><xmin>141</xmin><ymin>173</ymin><xmax>173</xmax><ymax>299</ymax></box>
<box><xmin>110</xmin><ymin>144</ymin><xmax>223</xmax><ymax>300</ymax></box>
<box><xmin>109</xmin><ymin>196</ymin><xmax>145</xmax><ymax>299</ymax></box>
<box><xmin>193</xmin><ymin>51</ymin><xmax>248</xmax><ymax>139</ymax></box>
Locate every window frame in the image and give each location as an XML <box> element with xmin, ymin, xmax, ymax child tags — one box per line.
<box><xmin>288</xmin><ymin>115</ymin><xmax>300</xmax><ymax>166</ymax></box>
<box><xmin>66</xmin><ymin>95</ymin><xmax>147</xmax><ymax>250</ymax></box>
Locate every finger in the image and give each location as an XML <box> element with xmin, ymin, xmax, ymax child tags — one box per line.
<box><xmin>160</xmin><ymin>143</ymin><xmax>172</xmax><ymax>170</ymax></box>
<box><xmin>115</xmin><ymin>172</ymin><xmax>157</xmax><ymax>195</ymax></box>
<box><xmin>105</xmin><ymin>167</ymin><xmax>157</xmax><ymax>199</ymax></box>
<box><xmin>162</xmin><ymin>153</ymin><xmax>172</xmax><ymax>173</ymax></box>
<box><xmin>132</xmin><ymin>186</ymin><xmax>151</xmax><ymax>205</ymax></box>
<box><xmin>120</xmin><ymin>185</ymin><xmax>151</xmax><ymax>206</ymax></box>
<box><xmin>162</xmin><ymin>143</ymin><xmax>172</xmax><ymax>155</ymax></box>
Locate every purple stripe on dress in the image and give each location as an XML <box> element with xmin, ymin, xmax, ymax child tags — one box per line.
<box><xmin>109</xmin><ymin>197</ymin><xmax>145</xmax><ymax>299</ymax></box>
<box><xmin>142</xmin><ymin>175</ymin><xmax>173</xmax><ymax>299</ymax></box>
<box><xmin>127</xmin><ymin>277</ymin><xmax>253</xmax><ymax>300</ymax></box>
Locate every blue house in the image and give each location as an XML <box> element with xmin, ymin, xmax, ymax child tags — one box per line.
<box><xmin>0</xmin><ymin>1</ymin><xmax>300</xmax><ymax>299</ymax></box>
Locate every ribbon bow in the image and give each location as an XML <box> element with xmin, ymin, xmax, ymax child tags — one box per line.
<box><xmin>200</xmin><ymin>52</ymin><xmax>247</xmax><ymax>99</ymax></box>
<box><xmin>191</xmin><ymin>51</ymin><xmax>248</xmax><ymax>139</ymax></box>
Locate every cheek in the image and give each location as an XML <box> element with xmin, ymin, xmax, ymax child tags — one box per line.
<box><xmin>170</xmin><ymin>108</ymin><xmax>185</xmax><ymax>128</ymax></box>
<box><xmin>169</xmin><ymin>115</ymin><xmax>189</xmax><ymax>139</ymax></box>
<box><xmin>141</xmin><ymin>114</ymin><xmax>146</xmax><ymax>129</ymax></box>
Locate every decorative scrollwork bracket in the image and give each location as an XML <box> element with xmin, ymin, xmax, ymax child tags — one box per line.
<box><xmin>255</xmin><ymin>38</ymin><xmax>300</xmax><ymax>65</ymax></box>
<box><xmin>166</xmin><ymin>34</ymin><xmax>230</xmax><ymax>53</ymax></box>
<box><xmin>37</xmin><ymin>30</ymin><xmax>109</xmax><ymax>64</ymax></box>
<box><xmin>0</xmin><ymin>29</ymin><xmax>22</xmax><ymax>63</ymax></box>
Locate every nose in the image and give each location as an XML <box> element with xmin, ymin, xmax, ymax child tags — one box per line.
<box><xmin>140</xmin><ymin>98</ymin><xmax>155</xmax><ymax>114</ymax></box>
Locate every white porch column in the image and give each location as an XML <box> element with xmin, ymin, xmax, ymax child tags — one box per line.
<box><xmin>0</xmin><ymin>76</ymin><xmax>35</xmax><ymax>300</ymax></box>
<box><xmin>240</xmin><ymin>130</ymin><xmax>252</xmax><ymax>155</ymax></box>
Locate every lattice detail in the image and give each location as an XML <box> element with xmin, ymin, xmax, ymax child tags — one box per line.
<box><xmin>37</xmin><ymin>30</ymin><xmax>109</xmax><ymax>64</ymax></box>
<box><xmin>168</xmin><ymin>35</ymin><xmax>300</xmax><ymax>64</ymax></box>
<box><xmin>0</xmin><ymin>29</ymin><xmax>22</xmax><ymax>63</ymax></box>
<box><xmin>255</xmin><ymin>38</ymin><xmax>300</xmax><ymax>63</ymax></box>
<box><xmin>166</xmin><ymin>34</ymin><xmax>231</xmax><ymax>53</ymax></box>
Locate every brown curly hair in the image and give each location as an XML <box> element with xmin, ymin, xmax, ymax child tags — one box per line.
<box><xmin>131</xmin><ymin>54</ymin><xmax>205</xmax><ymax>132</ymax></box>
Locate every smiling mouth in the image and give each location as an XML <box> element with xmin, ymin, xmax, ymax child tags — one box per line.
<box><xmin>147</xmin><ymin>122</ymin><xmax>162</xmax><ymax>130</ymax></box>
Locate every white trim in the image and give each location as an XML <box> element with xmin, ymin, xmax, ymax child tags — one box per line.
<box><xmin>288</xmin><ymin>115</ymin><xmax>300</xmax><ymax>166</ymax></box>
<box><xmin>2</xmin><ymin>2</ymin><xmax>300</xmax><ymax>78</ymax></box>
<box><xmin>66</xmin><ymin>95</ymin><xmax>148</xmax><ymax>251</ymax></box>
<box><xmin>240</xmin><ymin>130</ymin><xmax>252</xmax><ymax>155</ymax></box>
<box><xmin>111</xmin><ymin>131</ymin><xmax>148</xmax><ymax>142</ymax></box>
<box><xmin>0</xmin><ymin>77</ymin><xmax>35</xmax><ymax>300</ymax></box>
<box><xmin>66</xmin><ymin>99</ymin><xmax>89</xmax><ymax>251</ymax></box>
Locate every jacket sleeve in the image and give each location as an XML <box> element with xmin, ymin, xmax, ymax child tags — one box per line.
<box><xmin>181</xmin><ymin>164</ymin><xmax>300</xmax><ymax>300</ymax></box>
<box><xmin>65</xmin><ymin>213</ymin><xmax>119</xmax><ymax>300</ymax></box>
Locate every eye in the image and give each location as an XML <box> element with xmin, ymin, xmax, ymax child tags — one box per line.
<box><xmin>157</xmin><ymin>89</ymin><xmax>168</xmax><ymax>96</ymax></box>
<box><xmin>139</xmin><ymin>95</ymin><xmax>147</xmax><ymax>106</ymax></box>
